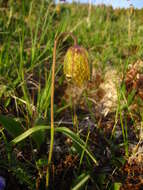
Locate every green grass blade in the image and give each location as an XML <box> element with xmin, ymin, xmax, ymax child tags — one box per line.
<box><xmin>10</xmin><ymin>126</ymin><xmax>98</xmax><ymax>165</ymax></box>
<box><xmin>56</xmin><ymin>127</ymin><xmax>98</xmax><ymax>165</ymax></box>
<box><xmin>72</xmin><ymin>173</ymin><xmax>90</xmax><ymax>190</ymax></box>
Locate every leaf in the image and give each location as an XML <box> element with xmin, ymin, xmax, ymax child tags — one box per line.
<box><xmin>56</xmin><ymin>127</ymin><xmax>98</xmax><ymax>165</ymax></box>
<box><xmin>36</xmin><ymin>158</ymin><xmax>48</xmax><ymax>168</ymax></box>
<box><xmin>0</xmin><ymin>114</ymin><xmax>24</xmax><ymax>137</ymax></box>
<box><xmin>31</xmin><ymin>125</ymin><xmax>45</xmax><ymax>148</ymax></box>
<box><xmin>114</xmin><ymin>183</ymin><xmax>122</xmax><ymax>190</ymax></box>
<box><xmin>31</xmin><ymin>118</ymin><xmax>47</xmax><ymax>148</ymax></box>
<box><xmin>10</xmin><ymin>126</ymin><xmax>98</xmax><ymax>165</ymax></box>
<box><xmin>110</xmin><ymin>182</ymin><xmax>122</xmax><ymax>190</ymax></box>
<box><xmin>127</xmin><ymin>89</ymin><xmax>136</xmax><ymax>105</ymax></box>
<box><xmin>72</xmin><ymin>173</ymin><xmax>90</xmax><ymax>190</ymax></box>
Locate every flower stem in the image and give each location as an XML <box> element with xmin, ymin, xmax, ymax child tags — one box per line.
<box><xmin>46</xmin><ymin>32</ymin><xmax>77</xmax><ymax>188</ymax></box>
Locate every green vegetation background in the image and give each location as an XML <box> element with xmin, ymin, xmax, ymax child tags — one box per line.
<box><xmin>0</xmin><ymin>0</ymin><xmax>143</xmax><ymax>189</ymax></box>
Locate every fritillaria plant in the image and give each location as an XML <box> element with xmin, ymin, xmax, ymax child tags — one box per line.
<box><xmin>46</xmin><ymin>32</ymin><xmax>90</xmax><ymax>187</ymax></box>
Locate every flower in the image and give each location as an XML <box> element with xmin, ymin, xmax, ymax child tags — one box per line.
<box><xmin>63</xmin><ymin>45</ymin><xmax>90</xmax><ymax>87</ymax></box>
<box><xmin>0</xmin><ymin>176</ymin><xmax>6</xmax><ymax>190</ymax></box>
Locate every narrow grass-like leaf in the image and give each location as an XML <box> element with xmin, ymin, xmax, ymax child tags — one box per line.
<box><xmin>71</xmin><ymin>173</ymin><xmax>90</xmax><ymax>190</ymax></box>
<box><xmin>0</xmin><ymin>114</ymin><xmax>24</xmax><ymax>137</ymax></box>
<box><xmin>56</xmin><ymin>127</ymin><xmax>98</xmax><ymax>165</ymax></box>
<box><xmin>79</xmin><ymin>130</ymin><xmax>90</xmax><ymax>167</ymax></box>
<box><xmin>10</xmin><ymin>125</ymin><xmax>48</xmax><ymax>144</ymax></box>
<box><xmin>31</xmin><ymin>118</ymin><xmax>47</xmax><ymax>148</ymax></box>
<box><xmin>10</xmin><ymin>126</ymin><xmax>98</xmax><ymax>165</ymax></box>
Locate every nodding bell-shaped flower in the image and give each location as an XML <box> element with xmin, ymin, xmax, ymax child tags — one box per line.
<box><xmin>63</xmin><ymin>45</ymin><xmax>90</xmax><ymax>87</ymax></box>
